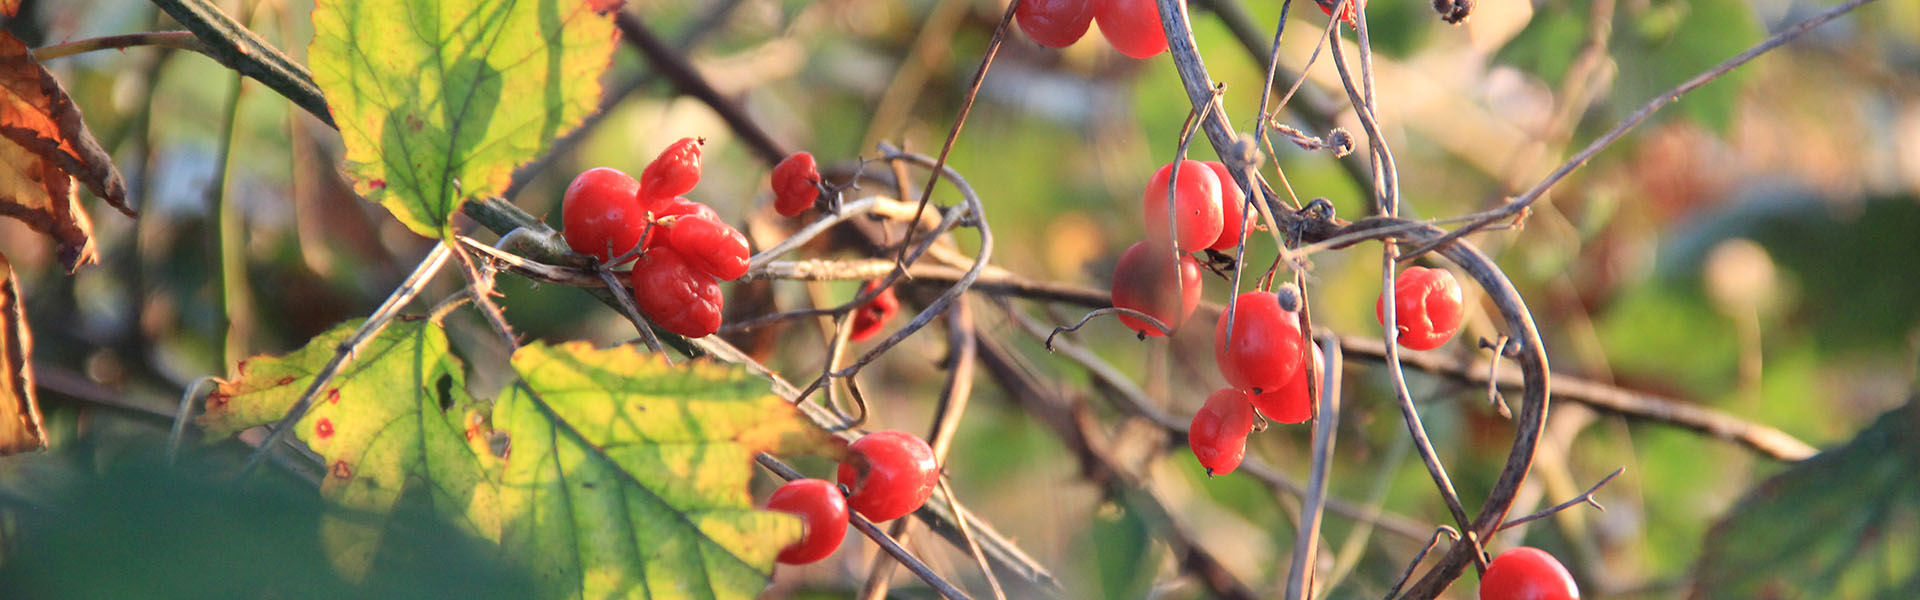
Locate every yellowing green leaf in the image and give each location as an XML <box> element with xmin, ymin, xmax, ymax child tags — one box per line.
<box><xmin>201</xmin><ymin>324</ymin><xmax>831</xmax><ymax>598</ymax></box>
<box><xmin>197</xmin><ymin>319</ymin><xmax>496</xmax><ymax>578</ymax></box>
<box><xmin>309</xmin><ymin>0</ymin><xmax>619</xmax><ymax>237</ymax></box>
<box><xmin>491</xmin><ymin>342</ymin><xmax>830</xmax><ymax>599</ymax></box>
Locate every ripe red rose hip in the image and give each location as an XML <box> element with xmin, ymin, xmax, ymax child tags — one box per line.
<box><xmin>630</xmin><ymin>247</ymin><xmax>723</xmax><ymax>338</ymax></box>
<box><xmin>849</xmin><ymin>281</ymin><xmax>900</xmax><ymax>342</ymax></box>
<box><xmin>1142</xmin><ymin>160</ymin><xmax>1225</xmax><ymax>253</ymax></box>
<box><xmin>836</xmin><ymin>430</ymin><xmax>939</xmax><ymax>522</ymax></box>
<box><xmin>765</xmin><ymin>478</ymin><xmax>849</xmax><ymax>565</ymax></box>
<box><xmin>1214</xmin><ymin>287</ymin><xmax>1306</xmax><ymax>393</ymax></box>
<box><xmin>1251</xmin><ymin>344</ymin><xmax>1320</xmax><ymax>424</ymax></box>
<box><xmin>640</xmin><ymin>137</ymin><xmax>704</xmax><ymax>199</ymax></box>
<box><xmin>1110</xmin><ymin>241</ymin><xmax>1203</xmax><ymax>337</ymax></box>
<box><xmin>665</xmin><ymin>214</ymin><xmax>750</xmax><ymax>281</ymax></box>
<box><xmin>1376</xmin><ymin>266</ymin><xmax>1465</xmax><ymax>351</ymax></box>
<box><xmin>1095</xmin><ymin>0</ymin><xmax>1169</xmax><ymax>58</ymax></box>
<box><xmin>1017</xmin><ymin>0</ymin><xmax>1095</xmax><ymax>48</ymax></box>
<box><xmin>771</xmin><ymin>152</ymin><xmax>822</xmax><ymax>217</ymax></box>
<box><xmin>1190</xmin><ymin>389</ymin><xmax>1255</xmax><ymax>475</ymax></box>
<box><xmin>1480</xmin><ymin>547</ymin><xmax>1580</xmax><ymax>600</ymax></box>
<box><xmin>561</xmin><ymin>167</ymin><xmax>645</xmax><ymax>263</ymax></box>
<box><xmin>1203</xmin><ymin>161</ymin><xmax>1247</xmax><ymax>252</ymax></box>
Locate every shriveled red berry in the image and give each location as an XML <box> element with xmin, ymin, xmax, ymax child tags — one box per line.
<box><xmin>849</xmin><ymin>281</ymin><xmax>900</xmax><ymax>342</ymax></box>
<box><xmin>1142</xmin><ymin>160</ymin><xmax>1224</xmax><ymax>253</ymax></box>
<box><xmin>640</xmin><ymin>137</ymin><xmax>704</xmax><ymax>199</ymax></box>
<box><xmin>1190</xmin><ymin>388</ymin><xmax>1255</xmax><ymax>475</ymax></box>
<box><xmin>836</xmin><ymin>430</ymin><xmax>938</xmax><ymax>522</ymax></box>
<box><xmin>765</xmin><ymin>478</ymin><xmax>850</xmax><ymax>565</ymax></box>
<box><xmin>1095</xmin><ymin>0</ymin><xmax>1169</xmax><ymax>59</ymax></box>
<box><xmin>1214</xmin><ymin>288</ymin><xmax>1306</xmax><ymax>393</ymax></box>
<box><xmin>643</xmin><ymin>196</ymin><xmax>722</xmax><ymax>249</ymax></box>
<box><xmin>771</xmin><ymin>152</ymin><xmax>821</xmax><ymax>217</ymax></box>
<box><xmin>1203</xmin><ymin>161</ymin><xmax>1247</xmax><ymax>252</ymax></box>
<box><xmin>562</xmin><ymin>167</ymin><xmax>645</xmax><ymax>263</ymax></box>
<box><xmin>1250</xmin><ymin>344</ymin><xmax>1320</xmax><ymax>424</ymax></box>
<box><xmin>1017</xmin><ymin>0</ymin><xmax>1096</xmax><ymax>48</ymax></box>
<box><xmin>1376</xmin><ymin>266</ymin><xmax>1465</xmax><ymax>351</ymax></box>
<box><xmin>1315</xmin><ymin>0</ymin><xmax>1366</xmax><ymax>26</ymax></box>
<box><xmin>1481</xmin><ymin>547</ymin><xmax>1580</xmax><ymax>600</ymax></box>
<box><xmin>665</xmin><ymin>214</ymin><xmax>750</xmax><ymax>281</ymax></box>
<box><xmin>630</xmin><ymin>247</ymin><xmax>723</xmax><ymax>338</ymax></box>
<box><xmin>1110</xmin><ymin>241</ymin><xmax>1203</xmax><ymax>337</ymax></box>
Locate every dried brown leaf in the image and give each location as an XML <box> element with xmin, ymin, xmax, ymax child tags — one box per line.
<box><xmin>0</xmin><ymin>251</ymin><xmax>47</xmax><ymax>454</ymax></box>
<box><xmin>0</xmin><ymin>30</ymin><xmax>132</xmax><ymax>271</ymax></box>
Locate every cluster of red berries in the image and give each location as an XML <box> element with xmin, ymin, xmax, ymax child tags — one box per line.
<box><xmin>1481</xmin><ymin>547</ymin><xmax>1580</xmax><ymax>599</ymax></box>
<box><xmin>1102</xmin><ymin>160</ymin><xmax>1468</xmax><ymax>475</ymax></box>
<box><xmin>561</xmin><ymin>137</ymin><xmax>749</xmax><ymax>339</ymax></box>
<box><xmin>764</xmin><ymin>430</ymin><xmax>940</xmax><ymax>565</ymax></box>
<box><xmin>1015</xmin><ymin>0</ymin><xmax>1170</xmax><ymax>58</ymax></box>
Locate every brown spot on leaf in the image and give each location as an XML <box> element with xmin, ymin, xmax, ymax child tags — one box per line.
<box><xmin>276</xmin><ymin>376</ymin><xmax>295</xmax><ymax>387</ymax></box>
<box><xmin>369</xmin><ymin>179</ymin><xmax>386</xmax><ymax>190</ymax></box>
<box><xmin>326</xmin><ymin>388</ymin><xmax>340</xmax><ymax>404</ymax></box>
<box><xmin>314</xmin><ymin>418</ymin><xmax>334</xmax><ymax>440</ymax></box>
<box><xmin>331</xmin><ymin>460</ymin><xmax>352</xmax><ymax>480</ymax></box>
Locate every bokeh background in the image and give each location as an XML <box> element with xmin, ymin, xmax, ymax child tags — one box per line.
<box><xmin>3</xmin><ymin>0</ymin><xmax>1919</xmax><ymax>597</ymax></box>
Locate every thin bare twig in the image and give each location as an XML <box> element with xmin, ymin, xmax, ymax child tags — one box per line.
<box><xmin>32</xmin><ymin>31</ymin><xmax>210</xmax><ymax>61</ymax></box>
<box><xmin>236</xmin><ymin>242</ymin><xmax>453</xmax><ymax>478</ymax></box>
<box><xmin>1498</xmin><ymin>467</ymin><xmax>1622</xmax><ymax>532</ymax></box>
<box><xmin>1285</xmin><ymin>337</ymin><xmax>1344</xmax><ymax>600</ymax></box>
<box><xmin>1401</xmin><ymin>0</ymin><xmax>1883</xmax><ymax>261</ymax></box>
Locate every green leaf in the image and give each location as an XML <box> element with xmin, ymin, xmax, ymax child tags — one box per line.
<box><xmin>494</xmin><ymin>341</ymin><xmax>827</xmax><ymax>599</ymax></box>
<box><xmin>1610</xmin><ymin>0</ymin><xmax>1760</xmax><ymax>133</ymax></box>
<box><xmin>201</xmin><ymin>324</ymin><xmax>830</xmax><ymax>598</ymax></box>
<box><xmin>1696</xmin><ymin>401</ymin><xmax>1920</xmax><ymax>598</ymax></box>
<box><xmin>198</xmin><ymin>318</ymin><xmax>496</xmax><ymax>578</ymax></box>
<box><xmin>309</xmin><ymin>0</ymin><xmax>620</xmax><ymax>237</ymax></box>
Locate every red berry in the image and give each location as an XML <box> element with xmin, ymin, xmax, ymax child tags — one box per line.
<box><xmin>1190</xmin><ymin>389</ymin><xmax>1254</xmax><ymax>475</ymax></box>
<box><xmin>1110</xmin><ymin>241</ymin><xmax>1203</xmax><ymax>337</ymax></box>
<box><xmin>562</xmin><ymin>167</ymin><xmax>645</xmax><ymax>263</ymax></box>
<box><xmin>665</xmin><ymin>214</ymin><xmax>750</xmax><ymax>281</ymax></box>
<box><xmin>644</xmin><ymin>196</ymin><xmax>722</xmax><ymax>249</ymax></box>
<box><xmin>630</xmin><ymin>247</ymin><xmax>723</xmax><ymax>338</ymax></box>
<box><xmin>765</xmin><ymin>478</ymin><xmax>849</xmax><ymax>565</ymax></box>
<box><xmin>640</xmin><ymin>137</ymin><xmax>704</xmax><ymax>199</ymax></box>
<box><xmin>1214</xmin><ymin>288</ymin><xmax>1305</xmax><ymax>393</ymax></box>
<box><xmin>1142</xmin><ymin>160</ymin><xmax>1224</xmax><ymax>253</ymax></box>
<box><xmin>771</xmin><ymin>152</ymin><xmax>821</xmax><ymax>217</ymax></box>
<box><xmin>1376</xmin><ymin>266</ymin><xmax>1465</xmax><ymax>351</ymax></box>
<box><xmin>1017</xmin><ymin>0</ymin><xmax>1095</xmax><ymax>48</ymax></box>
<box><xmin>1251</xmin><ymin>344</ymin><xmax>1320</xmax><ymax>424</ymax></box>
<box><xmin>1203</xmin><ymin>161</ymin><xmax>1247</xmax><ymax>252</ymax></box>
<box><xmin>836</xmin><ymin>430</ymin><xmax>938</xmax><ymax>522</ymax></box>
<box><xmin>1315</xmin><ymin>0</ymin><xmax>1366</xmax><ymax>26</ymax></box>
<box><xmin>849</xmin><ymin>281</ymin><xmax>901</xmax><ymax>342</ymax></box>
<box><xmin>1480</xmin><ymin>547</ymin><xmax>1580</xmax><ymax>600</ymax></box>
<box><xmin>1095</xmin><ymin>0</ymin><xmax>1169</xmax><ymax>59</ymax></box>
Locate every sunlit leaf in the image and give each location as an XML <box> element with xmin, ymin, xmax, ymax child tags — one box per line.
<box><xmin>200</xmin><ymin>324</ymin><xmax>830</xmax><ymax>597</ymax></box>
<box><xmin>309</xmin><ymin>0</ymin><xmax>621</xmax><ymax>237</ymax></box>
<box><xmin>1696</xmin><ymin>401</ymin><xmax>1920</xmax><ymax>598</ymax></box>
<box><xmin>198</xmin><ymin>318</ymin><xmax>495</xmax><ymax>578</ymax></box>
<box><xmin>492</xmin><ymin>342</ymin><xmax>830</xmax><ymax>599</ymax></box>
<box><xmin>0</xmin><ymin>251</ymin><xmax>46</xmax><ymax>454</ymax></box>
<box><xmin>0</xmin><ymin>31</ymin><xmax>133</xmax><ymax>271</ymax></box>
